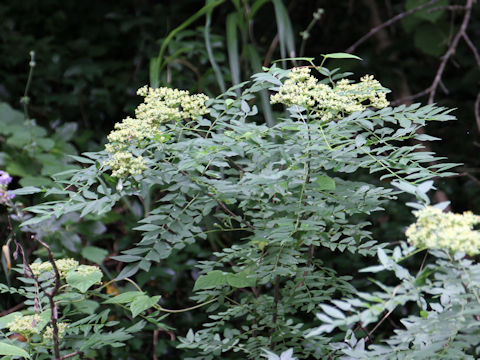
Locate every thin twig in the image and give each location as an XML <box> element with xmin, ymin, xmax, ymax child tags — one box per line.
<box><xmin>263</xmin><ymin>34</ymin><xmax>279</xmax><ymax>67</ymax></box>
<box><xmin>418</xmin><ymin>250</ymin><xmax>429</xmax><ymax>274</ymax></box>
<box><xmin>347</xmin><ymin>0</ymin><xmax>443</xmax><ymax>53</ymax></box>
<box><xmin>462</xmin><ymin>32</ymin><xmax>480</xmax><ymax>69</ymax></box>
<box><xmin>21</xmin><ymin>51</ymin><xmax>35</xmax><ymax>119</ymax></box>
<box><xmin>391</xmin><ymin>87</ymin><xmax>432</xmax><ymax>106</ymax></box>
<box><xmin>270</xmin><ymin>275</ymin><xmax>280</xmax><ymax>349</ymax></box>
<box><xmin>34</xmin><ymin>235</ymin><xmax>62</xmax><ymax>359</ymax></box>
<box><xmin>153</xmin><ymin>329</ymin><xmax>158</xmax><ymax>360</ymax></box>
<box><xmin>207</xmin><ymin>193</ymin><xmax>256</xmax><ymax>230</ymax></box>
<box><xmin>462</xmin><ymin>171</ymin><xmax>480</xmax><ymax>185</ymax></box>
<box><xmin>428</xmin><ymin>0</ymin><xmax>474</xmax><ymax>104</ymax></box>
<box><xmin>427</xmin><ymin>5</ymin><xmax>467</xmax><ymax>13</ymax></box>
<box><xmin>474</xmin><ymin>91</ymin><xmax>480</xmax><ymax>134</ymax></box>
<box><xmin>0</xmin><ymin>302</ymin><xmax>25</xmax><ymax>316</ymax></box>
<box><xmin>58</xmin><ymin>351</ymin><xmax>83</xmax><ymax>360</ymax></box>
<box><xmin>367</xmin><ymin>285</ymin><xmax>401</xmax><ymax>338</ymax></box>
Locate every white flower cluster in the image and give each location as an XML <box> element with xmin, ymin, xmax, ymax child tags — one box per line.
<box><xmin>7</xmin><ymin>314</ymin><xmax>41</xmax><ymax>337</ymax></box>
<box><xmin>104</xmin><ymin>86</ymin><xmax>209</xmax><ymax>177</ymax></box>
<box><xmin>30</xmin><ymin>258</ymin><xmax>79</xmax><ymax>279</ymax></box>
<box><xmin>75</xmin><ymin>264</ymin><xmax>102</xmax><ymax>277</ymax></box>
<box><xmin>7</xmin><ymin>314</ymin><xmax>68</xmax><ymax>341</ymax></box>
<box><xmin>270</xmin><ymin>67</ymin><xmax>389</xmax><ymax>121</ymax></box>
<box><xmin>43</xmin><ymin>322</ymin><xmax>68</xmax><ymax>341</ymax></box>
<box><xmin>406</xmin><ymin>206</ymin><xmax>480</xmax><ymax>255</ymax></box>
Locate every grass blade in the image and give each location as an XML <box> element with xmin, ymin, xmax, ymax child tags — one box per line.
<box><xmin>205</xmin><ymin>1</ymin><xmax>226</xmax><ymax>93</ymax></box>
<box><xmin>150</xmin><ymin>0</ymin><xmax>225</xmax><ymax>87</ymax></box>
<box><xmin>226</xmin><ymin>12</ymin><xmax>241</xmax><ymax>93</ymax></box>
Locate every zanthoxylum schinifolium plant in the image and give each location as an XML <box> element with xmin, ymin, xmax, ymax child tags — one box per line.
<box><xmin>307</xmin><ymin>181</ymin><xmax>480</xmax><ymax>359</ymax></box>
<box><xmin>3</xmin><ymin>53</ymin><xmax>459</xmax><ymax>359</ymax></box>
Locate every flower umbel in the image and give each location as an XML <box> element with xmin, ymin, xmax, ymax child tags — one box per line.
<box><xmin>30</xmin><ymin>258</ymin><xmax>79</xmax><ymax>279</ymax></box>
<box><xmin>7</xmin><ymin>314</ymin><xmax>41</xmax><ymax>337</ymax></box>
<box><xmin>104</xmin><ymin>86</ymin><xmax>209</xmax><ymax>177</ymax></box>
<box><xmin>43</xmin><ymin>322</ymin><xmax>68</xmax><ymax>341</ymax></box>
<box><xmin>405</xmin><ymin>206</ymin><xmax>480</xmax><ymax>255</ymax></box>
<box><xmin>270</xmin><ymin>67</ymin><xmax>390</xmax><ymax>121</ymax></box>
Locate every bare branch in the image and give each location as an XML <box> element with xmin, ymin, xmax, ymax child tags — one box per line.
<box><xmin>34</xmin><ymin>235</ymin><xmax>62</xmax><ymax>359</ymax></box>
<box><xmin>58</xmin><ymin>351</ymin><xmax>83</xmax><ymax>360</ymax></box>
<box><xmin>475</xmin><ymin>91</ymin><xmax>480</xmax><ymax>134</ymax></box>
<box><xmin>391</xmin><ymin>87</ymin><xmax>432</xmax><ymax>106</ymax></box>
<box><xmin>347</xmin><ymin>0</ymin><xmax>443</xmax><ymax>53</ymax></box>
<box><xmin>462</xmin><ymin>32</ymin><xmax>480</xmax><ymax>69</ymax></box>
<box><xmin>428</xmin><ymin>0</ymin><xmax>474</xmax><ymax>104</ymax></box>
<box><xmin>427</xmin><ymin>5</ymin><xmax>467</xmax><ymax>13</ymax></box>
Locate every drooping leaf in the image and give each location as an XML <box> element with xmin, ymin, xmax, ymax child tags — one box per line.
<box><xmin>0</xmin><ymin>342</ymin><xmax>30</xmax><ymax>358</ymax></box>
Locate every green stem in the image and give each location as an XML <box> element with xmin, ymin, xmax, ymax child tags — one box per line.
<box><xmin>155</xmin><ymin>297</ymin><xmax>217</xmax><ymax>313</ymax></box>
<box><xmin>21</xmin><ymin>51</ymin><xmax>36</xmax><ymax>119</ymax></box>
<box><xmin>396</xmin><ymin>247</ymin><xmax>427</xmax><ymax>263</ymax></box>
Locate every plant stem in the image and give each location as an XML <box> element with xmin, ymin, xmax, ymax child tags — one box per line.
<box><xmin>21</xmin><ymin>51</ymin><xmax>36</xmax><ymax>119</ymax></box>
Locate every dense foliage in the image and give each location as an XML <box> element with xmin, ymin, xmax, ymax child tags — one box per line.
<box><xmin>1</xmin><ymin>1</ymin><xmax>480</xmax><ymax>359</ymax></box>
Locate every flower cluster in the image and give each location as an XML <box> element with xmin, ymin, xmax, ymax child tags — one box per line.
<box><xmin>43</xmin><ymin>322</ymin><xmax>68</xmax><ymax>341</ymax></box>
<box><xmin>103</xmin><ymin>151</ymin><xmax>147</xmax><ymax>178</ymax></box>
<box><xmin>136</xmin><ymin>86</ymin><xmax>209</xmax><ymax>123</ymax></box>
<box><xmin>7</xmin><ymin>314</ymin><xmax>69</xmax><ymax>341</ymax></box>
<box><xmin>30</xmin><ymin>258</ymin><xmax>79</xmax><ymax>279</ymax></box>
<box><xmin>7</xmin><ymin>314</ymin><xmax>41</xmax><ymax>337</ymax></box>
<box><xmin>75</xmin><ymin>264</ymin><xmax>102</xmax><ymax>277</ymax></box>
<box><xmin>270</xmin><ymin>67</ymin><xmax>389</xmax><ymax>121</ymax></box>
<box><xmin>405</xmin><ymin>206</ymin><xmax>480</xmax><ymax>255</ymax></box>
<box><xmin>104</xmin><ymin>86</ymin><xmax>209</xmax><ymax>177</ymax></box>
<box><xmin>0</xmin><ymin>170</ymin><xmax>15</xmax><ymax>205</ymax></box>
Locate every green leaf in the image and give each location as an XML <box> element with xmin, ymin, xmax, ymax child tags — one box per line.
<box><xmin>9</xmin><ymin>187</ymin><xmax>42</xmax><ymax>196</ymax></box>
<box><xmin>0</xmin><ymin>342</ymin><xmax>30</xmax><ymax>358</ymax></box>
<box><xmin>0</xmin><ymin>312</ymin><xmax>22</xmax><ymax>330</ymax></box>
<box><xmin>130</xmin><ymin>295</ymin><xmax>161</xmax><ymax>318</ymax></box>
<box><xmin>225</xmin><ymin>272</ymin><xmax>256</xmax><ymax>288</ymax></box>
<box><xmin>322</xmin><ymin>53</ymin><xmax>362</xmax><ymax>61</ymax></box>
<box><xmin>272</xmin><ymin>57</ymin><xmax>315</xmax><ymax>63</ymax></box>
<box><xmin>315</xmin><ymin>176</ymin><xmax>336</xmax><ymax>191</ymax></box>
<box><xmin>320</xmin><ymin>304</ymin><xmax>345</xmax><ymax>319</ymax></box>
<box><xmin>74</xmin><ymin>299</ymin><xmax>100</xmax><ymax>315</ymax></box>
<box><xmin>193</xmin><ymin>270</ymin><xmax>227</xmax><ymax>291</ymax></box>
<box><xmin>19</xmin><ymin>177</ymin><xmax>53</xmax><ymax>187</ymax></box>
<box><xmin>81</xmin><ymin>246</ymin><xmax>109</xmax><ymax>264</ymax></box>
<box><xmin>104</xmin><ymin>291</ymin><xmax>144</xmax><ymax>304</ymax></box>
<box><xmin>66</xmin><ymin>265</ymin><xmax>103</xmax><ymax>293</ymax></box>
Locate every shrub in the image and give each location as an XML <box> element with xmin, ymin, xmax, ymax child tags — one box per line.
<box><xmin>1</xmin><ymin>54</ymin><xmax>460</xmax><ymax>359</ymax></box>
